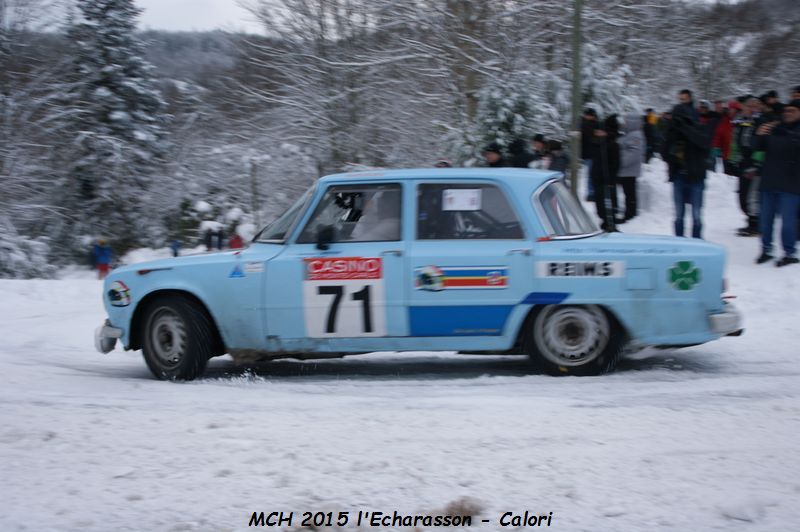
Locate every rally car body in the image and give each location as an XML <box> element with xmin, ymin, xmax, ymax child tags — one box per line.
<box><xmin>96</xmin><ymin>168</ymin><xmax>741</xmax><ymax>379</ymax></box>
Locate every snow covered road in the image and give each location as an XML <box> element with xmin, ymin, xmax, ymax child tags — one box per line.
<box><xmin>2</xmin><ymin>163</ymin><xmax>800</xmax><ymax>531</ymax></box>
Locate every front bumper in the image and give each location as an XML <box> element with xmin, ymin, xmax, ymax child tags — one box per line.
<box><xmin>95</xmin><ymin>320</ymin><xmax>124</xmax><ymax>354</ymax></box>
<box><xmin>709</xmin><ymin>303</ymin><xmax>743</xmax><ymax>337</ymax></box>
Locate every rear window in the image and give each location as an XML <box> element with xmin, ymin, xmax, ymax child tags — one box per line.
<box><xmin>417</xmin><ymin>183</ymin><xmax>524</xmax><ymax>240</ymax></box>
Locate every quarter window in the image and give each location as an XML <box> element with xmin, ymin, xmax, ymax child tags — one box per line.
<box><xmin>297</xmin><ymin>184</ymin><xmax>402</xmax><ymax>243</ymax></box>
<box><xmin>417</xmin><ymin>183</ymin><xmax>524</xmax><ymax>240</ymax></box>
<box><xmin>536</xmin><ymin>181</ymin><xmax>598</xmax><ymax>237</ymax></box>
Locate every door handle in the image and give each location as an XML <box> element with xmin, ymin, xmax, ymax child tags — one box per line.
<box><xmin>381</xmin><ymin>250</ymin><xmax>403</xmax><ymax>257</ymax></box>
<box><xmin>507</xmin><ymin>248</ymin><xmax>532</xmax><ymax>256</ymax></box>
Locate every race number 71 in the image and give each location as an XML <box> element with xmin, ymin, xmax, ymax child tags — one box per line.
<box><xmin>317</xmin><ymin>285</ymin><xmax>372</xmax><ymax>333</ymax></box>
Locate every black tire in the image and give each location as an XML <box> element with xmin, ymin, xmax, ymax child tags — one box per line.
<box><xmin>141</xmin><ymin>295</ymin><xmax>212</xmax><ymax>381</ymax></box>
<box><xmin>524</xmin><ymin>305</ymin><xmax>623</xmax><ymax>376</ymax></box>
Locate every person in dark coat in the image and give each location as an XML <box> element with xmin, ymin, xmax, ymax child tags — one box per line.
<box><xmin>581</xmin><ymin>109</ymin><xmax>600</xmax><ymax>200</ymax></box>
<box><xmin>482</xmin><ymin>142</ymin><xmax>507</xmax><ymax>168</ymax></box>
<box><xmin>753</xmin><ymin>100</ymin><xmax>800</xmax><ymax>267</ymax></box>
<box><xmin>508</xmin><ymin>138</ymin><xmax>535</xmax><ymax>168</ymax></box>
<box><xmin>545</xmin><ymin>139</ymin><xmax>570</xmax><ymax>173</ymax></box>
<box><xmin>676</xmin><ymin>89</ymin><xmax>699</xmax><ymax>122</ymax></box>
<box><xmin>590</xmin><ymin>114</ymin><xmax>621</xmax><ymax>231</ymax></box>
<box><xmin>731</xmin><ymin>97</ymin><xmax>763</xmax><ymax>236</ymax></box>
<box><xmin>643</xmin><ymin>108</ymin><xmax>659</xmax><ymax>163</ymax></box>
<box><xmin>661</xmin><ymin>97</ymin><xmax>712</xmax><ymax>239</ymax></box>
<box><xmin>529</xmin><ymin>134</ymin><xmax>547</xmax><ymax>167</ymax></box>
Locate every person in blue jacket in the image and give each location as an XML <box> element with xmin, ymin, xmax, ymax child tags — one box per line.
<box><xmin>91</xmin><ymin>239</ymin><xmax>113</xmax><ymax>279</ymax></box>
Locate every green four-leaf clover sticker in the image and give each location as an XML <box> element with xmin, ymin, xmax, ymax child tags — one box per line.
<box><xmin>669</xmin><ymin>261</ymin><xmax>701</xmax><ymax>290</ymax></box>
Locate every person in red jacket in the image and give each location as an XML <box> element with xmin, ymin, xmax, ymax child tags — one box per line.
<box><xmin>228</xmin><ymin>233</ymin><xmax>245</xmax><ymax>249</ymax></box>
<box><xmin>713</xmin><ymin>101</ymin><xmax>739</xmax><ymax>175</ymax></box>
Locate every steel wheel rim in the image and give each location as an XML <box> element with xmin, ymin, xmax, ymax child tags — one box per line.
<box><xmin>535</xmin><ymin>306</ymin><xmax>609</xmax><ymax>367</ymax></box>
<box><xmin>148</xmin><ymin>307</ymin><xmax>187</xmax><ymax>368</ymax></box>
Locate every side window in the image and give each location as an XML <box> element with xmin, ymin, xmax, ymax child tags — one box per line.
<box><xmin>297</xmin><ymin>183</ymin><xmax>402</xmax><ymax>243</ymax></box>
<box><xmin>417</xmin><ymin>183</ymin><xmax>524</xmax><ymax>240</ymax></box>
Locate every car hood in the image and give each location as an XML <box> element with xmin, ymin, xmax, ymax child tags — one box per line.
<box><xmin>111</xmin><ymin>244</ymin><xmax>285</xmax><ymax>275</ymax></box>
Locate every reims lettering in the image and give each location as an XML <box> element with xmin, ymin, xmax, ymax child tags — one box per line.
<box><xmin>548</xmin><ymin>261</ymin><xmax>614</xmax><ymax>277</ymax></box>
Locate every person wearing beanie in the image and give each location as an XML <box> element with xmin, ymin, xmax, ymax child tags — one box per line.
<box><xmin>753</xmin><ymin>100</ymin><xmax>800</xmax><ymax>266</ymax></box>
<box><xmin>482</xmin><ymin>142</ymin><xmax>507</xmax><ymax>168</ymax></box>
<box><xmin>545</xmin><ymin>139</ymin><xmax>570</xmax><ymax>174</ymax></box>
<box><xmin>527</xmin><ymin>133</ymin><xmax>547</xmax><ymax>168</ymax></box>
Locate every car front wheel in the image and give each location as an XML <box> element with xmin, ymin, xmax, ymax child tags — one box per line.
<box><xmin>526</xmin><ymin>305</ymin><xmax>622</xmax><ymax>376</ymax></box>
<box><xmin>142</xmin><ymin>295</ymin><xmax>211</xmax><ymax>380</ymax></box>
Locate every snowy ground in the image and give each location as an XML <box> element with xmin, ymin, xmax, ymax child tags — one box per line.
<box><xmin>2</xmin><ymin>160</ymin><xmax>800</xmax><ymax>531</ymax></box>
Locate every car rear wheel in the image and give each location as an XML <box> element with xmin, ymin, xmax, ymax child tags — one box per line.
<box><xmin>142</xmin><ymin>295</ymin><xmax>211</xmax><ymax>380</ymax></box>
<box><xmin>526</xmin><ymin>305</ymin><xmax>621</xmax><ymax>376</ymax></box>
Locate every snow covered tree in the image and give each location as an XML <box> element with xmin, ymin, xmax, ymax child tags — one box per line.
<box><xmin>0</xmin><ymin>216</ymin><xmax>57</xmax><ymax>279</ymax></box>
<box><xmin>1</xmin><ymin>0</ymin><xmax>70</xmax><ymax>273</ymax></box>
<box><xmin>466</xmin><ymin>44</ymin><xmax>641</xmax><ymax>166</ymax></box>
<box><xmin>59</xmin><ymin>0</ymin><xmax>168</xmax><ymax>253</ymax></box>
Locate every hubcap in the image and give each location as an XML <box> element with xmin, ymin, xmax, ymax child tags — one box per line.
<box><xmin>148</xmin><ymin>308</ymin><xmax>187</xmax><ymax>367</ymax></box>
<box><xmin>535</xmin><ymin>305</ymin><xmax>609</xmax><ymax>367</ymax></box>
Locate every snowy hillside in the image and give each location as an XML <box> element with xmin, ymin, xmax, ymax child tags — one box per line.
<box><xmin>1</xmin><ymin>160</ymin><xmax>799</xmax><ymax>531</ymax></box>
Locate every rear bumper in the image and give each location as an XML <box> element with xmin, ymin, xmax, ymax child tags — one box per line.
<box><xmin>95</xmin><ymin>320</ymin><xmax>123</xmax><ymax>354</ymax></box>
<box><xmin>709</xmin><ymin>304</ymin><xmax>743</xmax><ymax>337</ymax></box>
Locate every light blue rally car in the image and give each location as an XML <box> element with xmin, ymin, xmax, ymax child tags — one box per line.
<box><xmin>95</xmin><ymin>168</ymin><xmax>742</xmax><ymax>380</ymax></box>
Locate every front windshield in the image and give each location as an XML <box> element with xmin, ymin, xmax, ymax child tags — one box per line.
<box><xmin>535</xmin><ymin>181</ymin><xmax>599</xmax><ymax>237</ymax></box>
<box><xmin>255</xmin><ymin>186</ymin><xmax>314</xmax><ymax>242</ymax></box>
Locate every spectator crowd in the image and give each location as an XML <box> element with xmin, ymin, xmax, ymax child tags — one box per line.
<box><xmin>480</xmin><ymin>85</ymin><xmax>800</xmax><ymax>267</ymax></box>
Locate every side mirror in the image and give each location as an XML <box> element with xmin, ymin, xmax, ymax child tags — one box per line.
<box><xmin>316</xmin><ymin>225</ymin><xmax>334</xmax><ymax>250</ymax></box>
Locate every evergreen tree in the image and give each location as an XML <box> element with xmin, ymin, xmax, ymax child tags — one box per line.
<box><xmin>61</xmin><ymin>0</ymin><xmax>168</xmax><ymax>253</ymax></box>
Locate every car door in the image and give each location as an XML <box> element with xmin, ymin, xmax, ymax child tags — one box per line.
<box><xmin>408</xmin><ymin>180</ymin><xmax>533</xmax><ymax>341</ymax></box>
<box><xmin>263</xmin><ymin>181</ymin><xmax>408</xmax><ymax>352</ymax></box>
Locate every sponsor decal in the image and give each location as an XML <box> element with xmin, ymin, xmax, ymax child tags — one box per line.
<box><xmin>244</xmin><ymin>262</ymin><xmax>264</xmax><ymax>273</ymax></box>
<box><xmin>669</xmin><ymin>261</ymin><xmax>701</xmax><ymax>290</ymax></box>
<box><xmin>108</xmin><ymin>280</ymin><xmax>131</xmax><ymax>307</ymax></box>
<box><xmin>304</xmin><ymin>257</ymin><xmax>382</xmax><ymax>281</ymax></box>
<box><xmin>416</xmin><ymin>265</ymin><xmax>445</xmax><ymax>291</ymax></box>
<box><xmin>229</xmin><ymin>264</ymin><xmax>245</xmax><ymax>278</ymax></box>
<box><xmin>415</xmin><ymin>266</ymin><xmax>509</xmax><ymax>290</ymax></box>
<box><xmin>536</xmin><ymin>261</ymin><xmax>624</xmax><ymax>278</ymax></box>
<box><xmin>303</xmin><ymin>257</ymin><xmax>387</xmax><ymax>337</ymax></box>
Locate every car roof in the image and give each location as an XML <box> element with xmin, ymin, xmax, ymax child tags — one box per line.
<box><xmin>319</xmin><ymin>167</ymin><xmax>563</xmax><ymax>189</ymax></box>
